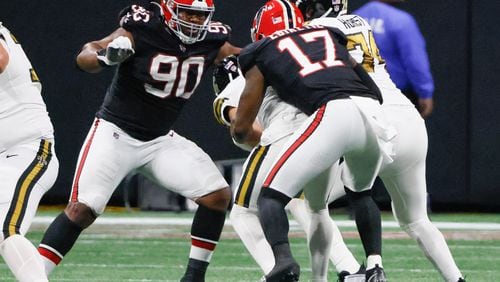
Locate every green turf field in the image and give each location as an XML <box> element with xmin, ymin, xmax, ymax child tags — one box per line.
<box><xmin>0</xmin><ymin>209</ymin><xmax>498</xmax><ymax>281</ymax></box>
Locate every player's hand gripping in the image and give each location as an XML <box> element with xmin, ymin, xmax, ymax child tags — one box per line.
<box><xmin>96</xmin><ymin>36</ymin><xmax>134</xmax><ymax>66</ymax></box>
<box><xmin>212</xmin><ymin>55</ymin><xmax>240</xmax><ymax>95</ymax></box>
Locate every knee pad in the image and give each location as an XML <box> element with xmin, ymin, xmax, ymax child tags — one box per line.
<box><xmin>230</xmin><ymin>204</ymin><xmax>257</xmax><ymax>221</ymax></box>
<box><xmin>402</xmin><ymin>218</ymin><xmax>431</xmax><ymax>239</ymax></box>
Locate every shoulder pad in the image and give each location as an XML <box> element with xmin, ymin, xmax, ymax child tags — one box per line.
<box><xmin>325</xmin><ymin>26</ymin><xmax>347</xmax><ymax>45</ymax></box>
<box><xmin>120</xmin><ymin>5</ymin><xmax>157</xmax><ymax>28</ymax></box>
<box><xmin>205</xmin><ymin>21</ymin><xmax>232</xmax><ymax>42</ymax></box>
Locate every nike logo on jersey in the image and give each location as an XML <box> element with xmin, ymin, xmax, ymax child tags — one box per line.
<box><xmin>6</xmin><ymin>154</ymin><xmax>18</xmax><ymax>158</ymax></box>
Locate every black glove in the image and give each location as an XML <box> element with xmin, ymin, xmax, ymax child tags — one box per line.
<box><xmin>212</xmin><ymin>55</ymin><xmax>240</xmax><ymax>96</ymax></box>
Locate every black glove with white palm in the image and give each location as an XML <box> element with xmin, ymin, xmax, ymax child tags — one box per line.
<box><xmin>96</xmin><ymin>36</ymin><xmax>134</xmax><ymax>66</ymax></box>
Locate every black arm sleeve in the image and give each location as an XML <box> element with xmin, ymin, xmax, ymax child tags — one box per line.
<box><xmin>353</xmin><ymin>63</ymin><xmax>383</xmax><ymax>104</ymax></box>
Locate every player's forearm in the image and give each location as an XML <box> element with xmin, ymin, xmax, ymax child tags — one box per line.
<box><xmin>76</xmin><ymin>42</ymin><xmax>106</xmax><ymax>73</ymax></box>
<box><xmin>232</xmin><ymin>124</ymin><xmax>261</xmax><ymax>147</ymax></box>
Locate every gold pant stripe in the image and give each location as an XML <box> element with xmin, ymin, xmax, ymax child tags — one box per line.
<box><xmin>235</xmin><ymin>145</ymin><xmax>269</xmax><ymax>207</ymax></box>
<box><xmin>3</xmin><ymin>140</ymin><xmax>52</xmax><ymax>237</ymax></box>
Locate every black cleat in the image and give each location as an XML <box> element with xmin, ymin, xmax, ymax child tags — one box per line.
<box><xmin>365</xmin><ymin>264</ymin><xmax>387</xmax><ymax>282</ymax></box>
<box><xmin>263</xmin><ymin>260</ymin><xmax>300</xmax><ymax>282</ymax></box>
<box><xmin>457</xmin><ymin>278</ymin><xmax>466</xmax><ymax>282</ymax></box>
<box><xmin>338</xmin><ymin>265</ymin><xmax>366</xmax><ymax>282</ymax></box>
<box><xmin>180</xmin><ymin>270</ymin><xmax>205</xmax><ymax>282</ymax></box>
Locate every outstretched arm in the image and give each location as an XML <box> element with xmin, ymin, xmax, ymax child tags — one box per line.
<box><xmin>76</xmin><ymin>27</ymin><xmax>134</xmax><ymax>73</ymax></box>
<box><xmin>215</xmin><ymin>42</ymin><xmax>241</xmax><ymax>65</ymax></box>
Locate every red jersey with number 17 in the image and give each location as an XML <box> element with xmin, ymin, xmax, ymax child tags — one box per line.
<box><xmin>96</xmin><ymin>3</ymin><xmax>231</xmax><ymax>141</ymax></box>
<box><xmin>238</xmin><ymin>25</ymin><xmax>378</xmax><ymax>116</ymax></box>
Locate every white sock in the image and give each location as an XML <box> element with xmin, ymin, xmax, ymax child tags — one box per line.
<box><xmin>366</xmin><ymin>254</ymin><xmax>383</xmax><ymax>270</ymax></box>
<box><xmin>328</xmin><ymin>217</ymin><xmax>361</xmax><ymax>274</ymax></box>
<box><xmin>0</xmin><ymin>235</ymin><xmax>48</xmax><ymax>282</ymax></box>
<box><xmin>229</xmin><ymin>204</ymin><xmax>275</xmax><ymax>274</ymax></box>
<box><xmin>404</xmin><ymin>219</ymin><xmax>463</xmax><ymax>282</ymax></box>
<box><xmin>289</xmin><ymin>199</ymin><xmax>360</xmax><ymax>275</ymax></box>
<box><xmin>307</xmin><ymin>208</ymin><xmax>333</xmax><ymax>282</ymax></box>
<box><xmin>40</xmin><ymin>254</ymin><xmax>57</xmax><ymax>276</ymax></box>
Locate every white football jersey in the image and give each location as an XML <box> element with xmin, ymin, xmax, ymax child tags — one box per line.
<box><xmin>310</xmin><ymin>15</ymin><xmax>412</xmax><ymax>106</ymax></box>
<box><xmin>0</xmin><ymin>23</ymin><xmax>54</xmax><ymax>151</ymax></box>
<box><xmin>213</xmin><ymin>76</ymin><xmax>307</xmax><ymax>146</ymax></box>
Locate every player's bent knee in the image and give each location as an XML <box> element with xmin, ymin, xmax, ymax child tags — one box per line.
<box><xmin>230</xmin><ymin>204</ymin><xmax>256</xmax><ymax>221</ymax></box>
<box><xmin>258</xmin><ymin>187</ymin><xmax>291</xmax><ymax>207</ymax></box>
<box><xmin>64</xmin><ymin>202</ymin><xmax>97</xmax><ymax>229</ymax></box>
<box><xmin>196</xmin><ymin>186</ymin><xmax>232</xmax><ymax>212</ymax></box>
<box><xmin>345</xmin><ymin>188</ymin><xmax>372</xmax><ymax>200</ymax></box>
<box><xmin>401</xmin><ymin>218</ymin><xmax>431</xmax><ymax>237</ymax></box>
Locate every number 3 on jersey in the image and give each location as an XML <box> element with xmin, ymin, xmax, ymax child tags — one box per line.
<box><xmin>146</xmin><ymin>55</ymin><xmax>204</xmax><ymax>99</ymax></box>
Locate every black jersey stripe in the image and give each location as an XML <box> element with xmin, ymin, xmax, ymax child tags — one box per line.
<box><xmin>3</xmin><ymin>139</ymin><xmax>52</xmax><ymax>238</ymax></box>
<box><xmin>263</xmin><ymin>105</ymin><xmax>326</xmax><ymax>187</ymax></box>
<box><xmin>234</xmin><ymin>145</ymin><xmax>269</xmax><ymax>208</ymax></box>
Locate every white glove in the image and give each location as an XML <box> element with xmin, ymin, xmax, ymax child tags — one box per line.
<box><xmin>96</xmin><ymin>36</ymin><xmax>134</xmax><ymax>66</ymax></box>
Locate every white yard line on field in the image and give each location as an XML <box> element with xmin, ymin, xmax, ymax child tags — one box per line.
<box><xmin>32</xmin><ymin>216</ymin><xmax>500</xmax><ymax>231</ymax></box>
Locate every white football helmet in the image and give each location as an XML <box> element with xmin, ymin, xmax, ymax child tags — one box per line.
<box><xmin>160</xmin><ymin>0</ymin><xmax>215</xmax><ymax>44</ymax></box>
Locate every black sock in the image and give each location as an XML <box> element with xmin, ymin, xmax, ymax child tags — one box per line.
<box><xmin>346</xmin><ymin>189</ymin><xmax>382</xmax><ymax>256</ymax></box>
<box><xmin>258</xmin><ymin>188</ymin><xmax>292</xmax><ymax>261</ymax></box>
<box><xmin>38</xmin><ymin>212</ymin><xmax>83</xmax><ymax>264</ymax></box>
<box><xmin>191</xmin><ymin>204</ymin><xmax>226</xmax><ymax>243</ymax></box>
<box><xmin>181</xmin><ymin>205</ymin><xmax>226</xmax><ymax>281</ymax></box>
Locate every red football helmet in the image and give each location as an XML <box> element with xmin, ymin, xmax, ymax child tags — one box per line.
<box><xmin>251</xmin><ymin>0</ymin><xmax>304</xmax><ymax>42</ymax></box>
<box><xmin>160</xmin><ymin>0</ymin><xmax>215</xmax><ymax>44</ymax></box>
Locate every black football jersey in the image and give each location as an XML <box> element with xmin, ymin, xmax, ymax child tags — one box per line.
<box><xmin>239</xmin><ymin>25</ymin><xmax>378</xmax><ymax>116</ymax></box>
<box><xmin>96</xmin><ymin>3</ymin><xmax>231</xmax><ymax>141</ymax></box>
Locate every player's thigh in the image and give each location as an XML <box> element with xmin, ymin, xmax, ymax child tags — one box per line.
<box><xmin>0</xmin><ymin>139</ymin><xmax>59</xmax><ymax>240</ymax></box>
<box><xmin>266</xmin><ymin>100</ymin><xmax>360</xmax><ymax>198</ymax></box>
<box><xmin>144</xmin><ymin>131</ymin><xmax>228</xmax><ymax>200</ymax></box>
<box><xmin>325</xmin><ymin>161</ymin><xmax>346</xmax><ymax>204</ymax></box>
<box><xmin>382</xmin><ymin>106</ymin><xmax>427</xmax><ymax>173</ymax></box>
<box><xmin>234</xmin><ymin>139</ymin><xmax>290</xmax><ymax>210</ymax></box>
<box><xmin>71</xmin><ymin>119</ymin><xmax>136</xmax><ymax>214</ymax></box>
<box><xmin>381</xmin><ymin>162</ymin><xmax>427</xmax><ymax>225</ymax></box>
<box><xmin>303</xmin><ymin>167</ymin><xmax>331</xmax><ymax>211</ymax></box>
<box><xmin>341</xmin><ymin>114</ymin><xmax>384</xmax><ymax>192</ymax></box>
<box><xmin>380</xmin><ymin>106</ymin><xmax>428</xmax><ymax>224</ymax></box>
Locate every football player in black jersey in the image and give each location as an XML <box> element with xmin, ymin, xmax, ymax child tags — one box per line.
<box><xmin>37</xmin><ymin>1</ymin><xmax>239</xmax><ymax>281</ymax></box>
<box><xmin>231</xmin><ymin>1</ymin><xmax>395</xmax><ymax>281</ymax></box>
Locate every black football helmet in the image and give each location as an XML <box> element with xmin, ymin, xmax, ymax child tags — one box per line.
<box><xmin>295</xmin><ymin>0</ymin><xmax>348</xmax><ymax>20</ymax></box>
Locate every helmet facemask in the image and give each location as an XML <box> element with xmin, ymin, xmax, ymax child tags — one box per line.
<box><xmin>162</xmin><ymin>0</ymin><xmax>215</xmax><ymax>44</ymax></box>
